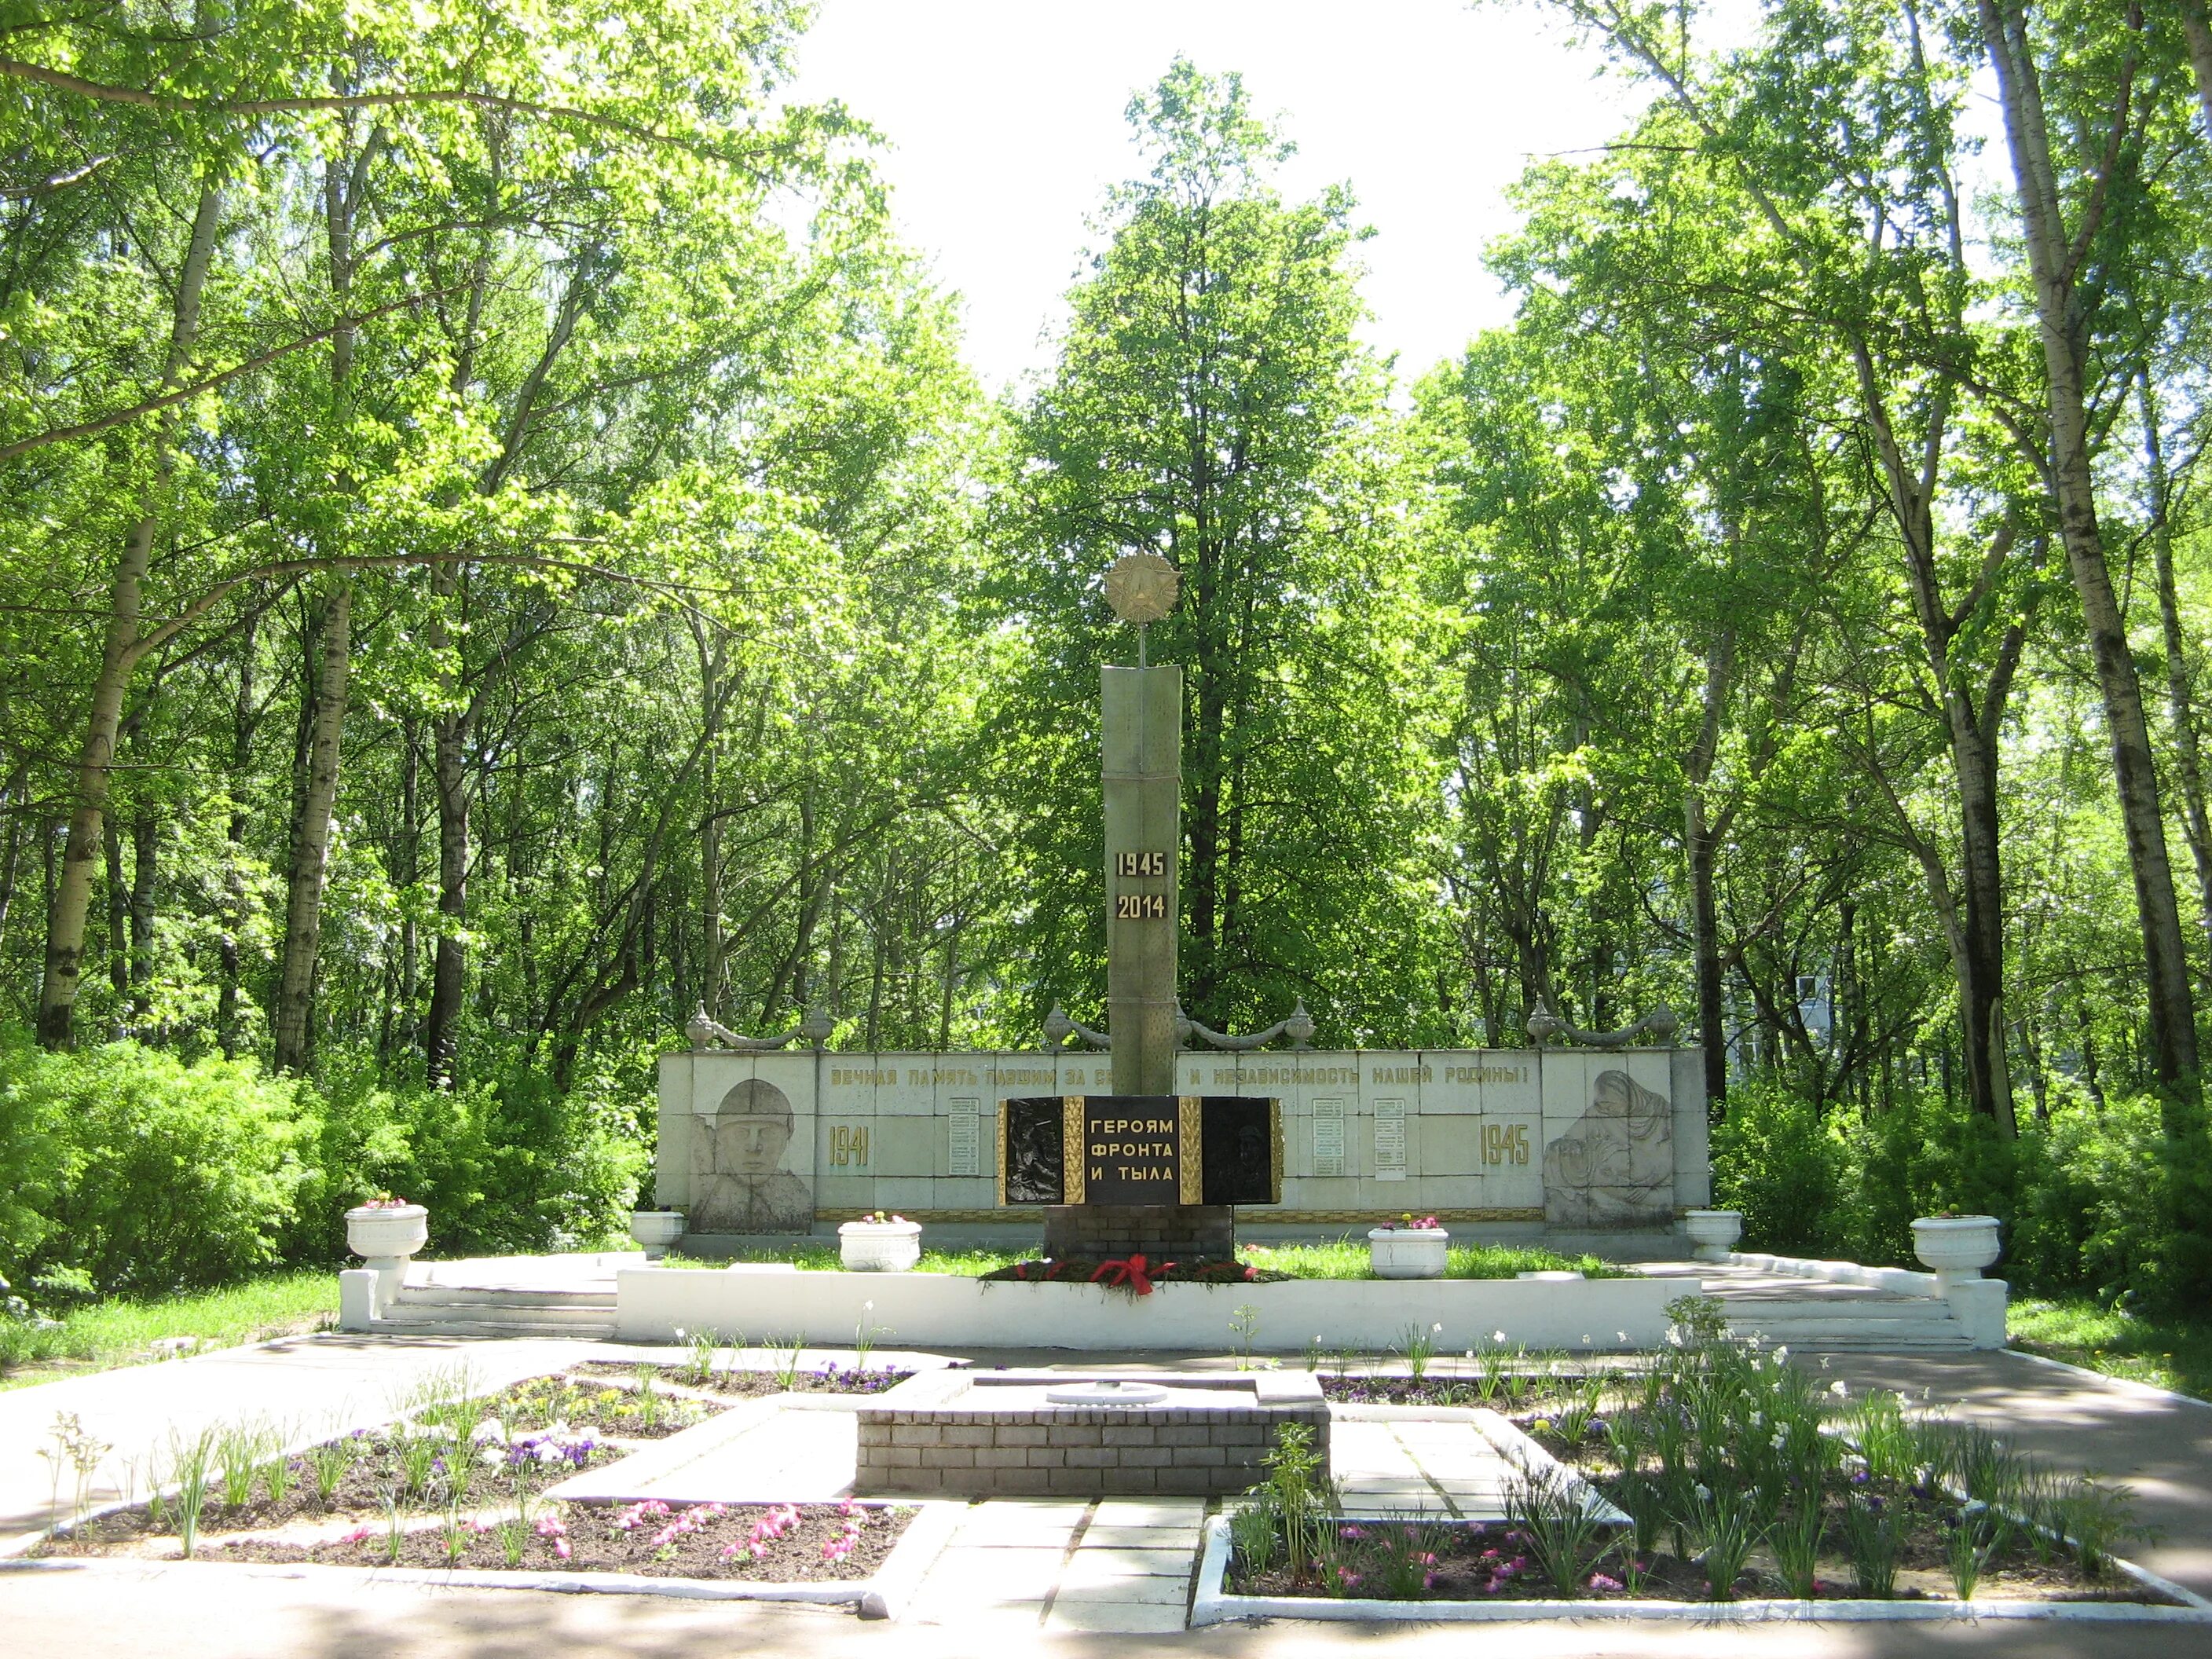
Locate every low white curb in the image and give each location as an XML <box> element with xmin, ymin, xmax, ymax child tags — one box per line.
<box><xmin>1188</xmin><ymin>1514</ymin><xmax>2212</xmax><ymax>1626</ymax></box>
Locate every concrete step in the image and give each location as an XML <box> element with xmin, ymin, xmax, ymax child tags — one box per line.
<box><xmin>1714</xmin><ymin>1297</ymin><xmax>1957</xmax><ymax>1321</ymax></box>
<box><xmin>392</xmin><ymin>1287</ymin><xmax>617</xmax><ymax>1312</ymax></box>
<box><xmin>369</xmin><ymin>1314</ymin><xmax>617</xmax><ymax>1339</ymax></box>
<box><xmin>375</xmin><ymin>1309</ymin><xmax>610</xmax><ymax>1335</ymax></box>
<box><xmin>1725</xmin><ymin>1304</ymin><xmax>1972</xmax><ymax>1351</ymax></box>
<box><xmin>1739</xmin><ymin>1335</ymin><xmax>1972</xmax><ymax>1352</ymax></box>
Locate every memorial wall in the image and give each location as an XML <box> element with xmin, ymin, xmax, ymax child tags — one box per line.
<box><xmin>654</xmin><ymin>1043</ymin><xmax>1708</xmax><ymax>1235</ymax></box>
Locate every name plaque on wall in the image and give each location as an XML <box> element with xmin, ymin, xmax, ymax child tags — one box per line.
<box><xmin>996</xmin><ymin>1095</ymin><xmax>1280</xmax><ymax>1207</ymax></box>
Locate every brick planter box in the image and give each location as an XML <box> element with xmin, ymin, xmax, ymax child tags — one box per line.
<box><xmin>856</xmin><ymin>1370</ymin><xmax>1328</xmax><ymax>1499</ymax></box>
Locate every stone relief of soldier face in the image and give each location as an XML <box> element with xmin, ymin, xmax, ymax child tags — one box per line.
<box><xmin>705</xmin><ymin>1079</ymin><xmax>794</xmax><ymax>1174</ymax></box>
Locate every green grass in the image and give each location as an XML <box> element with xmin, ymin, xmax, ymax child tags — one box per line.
<box><xmin>1240</xmin><ymin>1239</ymin><xmax>1629</xmax><ymax>1280</ymax></box>
<box><xmin>665</xmin><ymin>1245</ymin><xmax>1022</xmax><ymax>1274</ymax></box>
<box><xmin>667</xmin><ymin>1239</ymin><xmax>1628</xmax><ymax>1280</ymax></box>
<box><xmin>0</xmin><ymin>1269</ymin><xmax>339</xmax><ymax>1391</ymax></box>
<box><xmin>2008</xmin><ymin>1296</ymin><xmax>2212</xmax><ymax>1403</ymax></box>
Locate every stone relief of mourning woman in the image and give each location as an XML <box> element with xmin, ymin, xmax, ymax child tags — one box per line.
<box><xmin>688</xmin><ymin>1079</ymin><xmax>813</xmax><ymax>1234</ymax></box>
<box><xmin>1540</xmin><ymin>1068</ymin><xmax>1674</xmax><ymax>1228</ymax></box>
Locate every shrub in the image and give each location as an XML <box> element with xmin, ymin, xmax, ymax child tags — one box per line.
<box><xmin>299</xmin><ymin>1045</ymin><xmax>644</xmax><ymax>1262</ymax></box>
<box><xmin>1714</xmin><ymin>1072</ymin><xmax>2211</xmax><ymax>1309</ymax></box>
<box><xmin>1709</xmin><ymin>1080</ymin><xmax>1848</xmax><ymax>1257</ymax></box>
<box><xmin>0</xmin><ymin>1035</ymin><xmax>313</xmax><ymax>1295</ymax></box>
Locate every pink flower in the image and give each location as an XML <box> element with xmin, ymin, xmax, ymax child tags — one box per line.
<box><xmin>1588</xmin><ymin>1573</ymin><xmax>1624</xmax><ymax>1592</ymax></box>
<box><xmin>553</xmin><ymin>1539</ymin><xmax>571</xmax><ymax>1561</ymax></box>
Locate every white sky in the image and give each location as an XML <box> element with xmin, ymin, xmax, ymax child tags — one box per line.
<box><xmin>782</xmin><ymin>0</ymin><xmax>1758</xmax><ymax>395</ymax></box>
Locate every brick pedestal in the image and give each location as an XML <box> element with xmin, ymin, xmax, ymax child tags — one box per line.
<box><xmin>1042</xmin><ymin>1203</ymin><xmax>1232</xmax><ymax>1261</ymax></box>
<box><xmin>855</xmin><ymin>1370</ymin><xmax>1327</xmax><ymax>1499</ymax></box>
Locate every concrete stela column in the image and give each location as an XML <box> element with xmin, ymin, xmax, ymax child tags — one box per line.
<box><xmin>1102</xmin><ymin>665</ymin><xmax>1181</xmax><ymax>1095</ymax></box>
<box><xmin>1044</xmin><ymin>661</ymin><xmax>1236</xmax><ymax>1261</ymax></box>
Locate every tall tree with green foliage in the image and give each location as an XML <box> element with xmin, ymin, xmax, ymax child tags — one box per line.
<box><xmin>995</xmin><ymin>60</ymin><xmax>1443</xmax><ymax>1040</ymax></box>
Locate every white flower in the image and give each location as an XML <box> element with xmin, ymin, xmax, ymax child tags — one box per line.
<box><xmin>1749</xmin><ymin>1412</ymin><xmax>1764</xmax><ymax>1428</ymax></box>
<box><xmin>1666</xmin><ymin>1328</ymin><xmax>1684</xmax><ymax>1349</ymax></box>
<box><xmin>1492</xmin><ymin>1330</ymin><xmax>1507</xmax><ymax>1345</ymax></box>
<box><xmin>864</xmin><ymin>1301</ymin><xmax>874</xmax><ymax>1312</ymax></box>
<box><xmin>1771</xmin><ymin>1430</ymin><xmax>1788</xmax><ymax>1452</ymax></box>
<box><xmin>469</xmin><ymin>1418</ymin><xmax>507</xmax><ymax>1446</ymax></box>
<box><xmin>1617</xmin><ymin>1331</ymin><xmax>1628</xmax><ymax>1344</ymax></box>
<box><xmin>1464</xmin><ymin>1350</ymin><xmax>1474</xmax><ymax>1361</ymax></box>
<box><xmin>675</xmin><ymin>1327</ymin><xmax>687</xmax><ymax>1340</ymax></box>
<box><xmin>1581</xmin><ymin>1334</ymin><xmax>1592</xmax><ymax>1346</ymax></box>
<box><xmin>1432</xmin><ymin>1322</ymin><xmax>1443</xmax><ymax>1335</ymax></box>
<box><xmin>1694</xmin><ymin>1484</ymin><xmax>1711</xmax><ymax>1503</ymax></box>
<box><xmin>1829</xmin><ymin>1380</ymin><xmax>1849</xmax><ymax>1398</ymax></box>
<box><xmin>1774</xmin><ymin>1346</ymin><xmax>1789</xmax><ymax>1363</ymax></box>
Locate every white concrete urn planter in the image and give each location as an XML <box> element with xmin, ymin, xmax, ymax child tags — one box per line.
<box><xmin>344</xmin><ymin>1203</ymin><xmax>427</xmax><ymax>1317</ymax></box>
<box><xmin>1910</xmin><ymin>1214</ymin><xmax>2003</xmax><ymax>1288</ymax></box>
<box><xmin>839</xmin><ymin>1217</ymin><xmax>922</xmax><ymax>1273</ymax></box>
<box><xmin>1368</xmin><ymin>1226</ymin><xmax>1449</xmax><ymax>1280</ymax></box>
<box><xmin>346</xmin><ymin>1202</ymin><xmax>427</xmax><ymax>1262</ymax></box>
<box><xmin>1684</xmin><ymin>1209</ymin><xmax>1744</xmax><ymax>1263</ymax></box>
<box><xmin>628</xmin><ymin>1210</ymin><xmax>687</xmax><ymax>1259</ymax></box>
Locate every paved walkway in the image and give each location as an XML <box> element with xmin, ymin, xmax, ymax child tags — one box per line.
<box><xmin>7</xmin><ymin>1563</ymin><xmax>2212</xmax><ymax>1657</ymax></box>
<box><xmin>4</xmin><ymin>1328</ymin><xmax>2210</xmax><ymax>1655</ymax></box>
<box><xmin>1819</xmin><ymin>1348</ymin><xmax>2212</xmax><ymax>1601</ymax></box>
<box><xmin>904</xmin><ymin>1497</ymin><xmax>1203</xmax><ymax>1634</ymax></box>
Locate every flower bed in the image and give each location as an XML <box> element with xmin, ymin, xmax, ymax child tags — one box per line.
<box><xmin>210</xmin><ymin>1498</ymin><xmax>910</xmax><ymax>1582</ymax></box>
<box><xmin>979</xmin><ymin>1254</ymin><xmax>1290</xmax><ymax>1292</ymax></box>
<box><xmin>1222</xmin><ymin>1300</ymin><xmax>2177</xmax><ymax>1611</ymax></box>
<box><xmin>33</xmin><ymin>1370</ymin><xmax>701</xmax><ymax>1558</ymax></box>
<box><xmin>578</xmin><ymin>1357</ymin><xmax>913</xmax><ymax>1398</ymax></box>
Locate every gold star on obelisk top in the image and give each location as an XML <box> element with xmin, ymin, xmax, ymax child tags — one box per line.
<box><xmin>1104</xmin><ymin>551</ymin><xmax>1180</xmax><ymax>624</ymax></box>
<box><xmin>1104</xmin><ymin>552</ymin><xmax>1179</xmax><ymax>666</ymax></box>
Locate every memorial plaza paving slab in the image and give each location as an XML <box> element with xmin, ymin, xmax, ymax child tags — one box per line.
<box><xmin>3</xmin><ymin>1323</ymin><xmax>2209</xmax><ymax>1654</ymax></box>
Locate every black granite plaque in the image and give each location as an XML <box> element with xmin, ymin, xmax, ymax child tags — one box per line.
<box><xmin>1200</xmin><ymin>1094</ymin><xmax>1280</xmax><ymax>1205</ymax></box>
<box><xmin>1082</xmin><ymin>1096</ymin><xmax>1181</xmax><ymax>1203</ymax></box>
<box><xmin>1000</xmin><ymin>1093</ymin><xmax>1279</xmax><ymax>1207</ymax></box>
<box><xmin>999</xmin><ymin>1096</ymin><xmax>1065</xmax><ymax>1204</ymax></box>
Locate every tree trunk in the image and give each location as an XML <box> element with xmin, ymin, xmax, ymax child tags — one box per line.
<box><xmin>273</xmin><ymin>579</ymin><xmax>352</xmax><ymax>1072</ymax></box>
<box><xmin>103</xmin><ymin>817</ymin><xmax>128</xmax><ymax>1016</ymax></box>
<box><xmin>1981</xmin><ymin>0</ymin><xmax>2200</xmax><ymax>1093</ymax></box>
<box><xmin>270</xmin><ymin>130</ymin><xmax>376</xmax><ymax>1074</ymax></box>
<box><xmin>217</xmin><ymin>614</ymin><xmax>259</xmax><ymax>1056</ymax></box>
<box><xmin>38</xmin><ymin>187</ymin><xmax>222</xmax><ymax>1048</ymax></box>
<box><xmin>423</xmin><ymin>687</ymin><xmax>470</xmax><ymax>1088</ymax></box>
<box><xmin>0</xmin><ymin>767</ymin><xmax>24</xmax><ymax>950</ymax></box>
<box><xmin>2183</xmin><ymin>0</ymin><xmax>2212</xmax><ymax>130</ymax></box>
<box><xmin>2141</xmin><ymin>375</ymin><xmax>2212</xmax><ymax>988</ymax></box>
<box><xmin>398</xmin><ymin>716</ymin><xmax>419</xmax><ymax>1040</ymax></box>
<box><xmin>128</xmin><ymin>814</ymin><xmax>159</xmax><ymax>1021</ymax></box>
<box><xmin>1685</xmin><ymin>634</ymin><xmax>1732</xmax><ymax>1106</ymax></box>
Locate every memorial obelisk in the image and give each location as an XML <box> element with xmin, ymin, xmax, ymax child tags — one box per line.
<box><xmin>1039</xmin><ymin>551</ymin><xmax>1236</xmax><ymax>1261</ymax></box>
